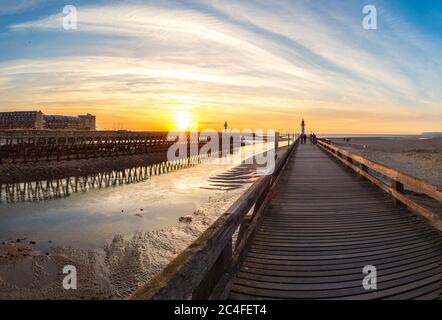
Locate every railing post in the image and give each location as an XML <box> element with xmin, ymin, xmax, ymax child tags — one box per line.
<box><xmin>230</xmin><ymin>136</ymin><xmax>234</xmax><ymax>155</ymax></box>
<box><xmin>192</xmin><ymin>239</ymin><xmax>233</xmax><ymax>299</ymax></box>
<box><xmin>274</xmin><ymin>132</ymin><xmax>279</xmax><ymax>159</ymax></box>
<box><xmin>360</xmin><ymin>164</ymin><xmax>369</xmax><ymax>180</ymax></box>
<box><xmin>218</xmin><ymin>132</ymin><xmax>223</xmax><ymax>158</ymax></box>
<box><xmin>186</xmin><ymin>131</ymin><xmax>191</xmax><ymax>160</ymax></box>
<box><xmin>391</xmin><ymin>180</ymin><xmax>405</xmax><ymax>207</ymax></box>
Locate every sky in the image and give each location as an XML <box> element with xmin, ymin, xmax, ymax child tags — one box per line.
<box><xmin>0</xmin><ymin>0</ymin><xmax>441</xmax><ymax>133</ymax></box>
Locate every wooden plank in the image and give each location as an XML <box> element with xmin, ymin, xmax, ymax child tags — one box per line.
<box><xmin>317</xmin><ymin>142</ymin><xmax>442</xmax><ymax>231</ymax></box>
<box><xmin>317</xmin><ymin>140</ymin><xmax>442</xmax><ymax>202</ymax></box>
<box><xmin>230</xmin><ymin>144</ymin><xmax>442</xmax><ymax>300</ymax></box>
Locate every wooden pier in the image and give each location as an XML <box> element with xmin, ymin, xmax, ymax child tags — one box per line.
<box><xmin>230</xmin><ymin>144</ymin><xmax>442</xmax><ymax>299</ymax></box>
<box><xmin>0</xmin><ymin>130</ymin><xmax>260</xmax><ymax>164</ymax></box>
<box><xmin>0</xmin><ymin>130</ymin><xmax>191</xmax><ymax>163</ymax></box>
<box><xmin>132</xmin><ymin>138</ymin><xmax>442</xmax><ymax>300</ymax></box>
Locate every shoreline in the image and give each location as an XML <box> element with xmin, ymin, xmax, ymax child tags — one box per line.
<box><xmin>0</xmin><ymin>179</ymin><xmax>250</xmax><ymax>299</ymax></box>
<box><xmin>0</xmin><ymin>145</ymin><xmax>275</xmax><ymax>299</ymax></box>
<box><xmin>1</xmin><ymin>138</ymin><xmax>440</xmax><ymax>299</ymax></box>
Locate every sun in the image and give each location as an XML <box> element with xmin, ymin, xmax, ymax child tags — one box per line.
<box><xmin>174</xmin><ymin>110</ymin><xmax>193</xmax><ymax>131</ymax></box>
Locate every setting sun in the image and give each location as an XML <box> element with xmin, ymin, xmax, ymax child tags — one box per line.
<box><xmin>174</xmin><ymin>110</ymin><xmax>197</xmax><ymax>131</ymax></box>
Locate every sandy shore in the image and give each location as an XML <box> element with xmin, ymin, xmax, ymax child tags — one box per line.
<box><xmin>4</xmin><ymin>140</ymin><xmax>438</xmax><ymax>299</ymax></box>
<box><xmin>0</xmin><ymin>185</ymin><xmax>247</xmax><ymax>299</ymax></box>
<box><xmin>331</xmin><ymin>137</ymin><xmax>442</xmax><ymax>189</ymax></box>
<box><xmin>0</xmin><ymin>146</ymin><xmax>275</xmax><ymax>299</ymax></box>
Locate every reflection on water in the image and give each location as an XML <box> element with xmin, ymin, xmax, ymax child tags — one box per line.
<box><xmin>0</xmin><ymin>156</ymin><xmax>205</xmax><ymax>204</ymax></box>
<box><xmin>0</xmin><ymin>143</ymin><xmax>272</xmax><ymax>251</ymax></box>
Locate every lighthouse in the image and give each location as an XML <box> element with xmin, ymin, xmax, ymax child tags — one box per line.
<box><xmin>301</xmin><ymin>118</ymin><xmax>305</xmax><ymax>136</ymax></box>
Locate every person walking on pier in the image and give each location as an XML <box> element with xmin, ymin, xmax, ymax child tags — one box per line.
<box><xmin>312</xmin><ymin>133</ymin><xmax>317</xmax><ymax>145</ymax></box>
<box><xmin>301</xmin><ymin>133</ymin><xmax>306</xmax><ymax>144</ymax></box>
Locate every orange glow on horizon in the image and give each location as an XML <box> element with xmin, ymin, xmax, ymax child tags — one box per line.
<box><xmin>20</xmin><ymin>101</ymin><xmax>439</xmax><ymax>135</ymax></box>
<box><xmin>174</xmin><ymin>110</ymin><xmax>194</xmax><ymax>131</ymax></box>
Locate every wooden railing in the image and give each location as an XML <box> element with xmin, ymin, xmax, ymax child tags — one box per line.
<box><xmin>317</xmin><ymin>139</ymin><xmax>442</xmax><ymax>231</ymax></box>
<box><xmin>131</xmin><ymin>134</ymin><xmax>300</xmax><ymax>300</ymax></box>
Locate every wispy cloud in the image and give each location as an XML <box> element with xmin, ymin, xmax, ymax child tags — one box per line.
<box><xmin>1</xmin><ymin>0</ymin><xmax>441</xmax><ymax>132</ymax></box>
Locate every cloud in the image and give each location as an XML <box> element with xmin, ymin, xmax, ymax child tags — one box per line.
<box><xmin>1</xmin><ymin>1</ymin><xmax>441</xmax><ymax>132</ymax></box>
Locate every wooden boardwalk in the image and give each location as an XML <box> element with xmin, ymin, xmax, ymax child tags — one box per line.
<box><xmin>230</xmin><ymin>144</ymin><xmax>442</xmax><ymax>299</ymax></box>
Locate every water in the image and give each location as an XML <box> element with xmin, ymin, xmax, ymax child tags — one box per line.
<box><xmin>0</xmin><ymin>143</ymin><xmax>272</xmax><ymax>251</ymax></box>
<box><xmin>0</xmin><ymin>172</ymin><xmax>211</xmax><ymax>251</ymax></box>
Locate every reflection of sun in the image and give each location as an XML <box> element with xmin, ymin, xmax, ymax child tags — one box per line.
<box><xmin>174</xmin><ymin>110</ymin><xmax>193</xmax><ymax>131</ymax></box>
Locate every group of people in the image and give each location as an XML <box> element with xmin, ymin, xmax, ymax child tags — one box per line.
<box><xmin>300</xmin><ymin>133</ymin><xmax>317</xmax><ymax>145</ymax></box>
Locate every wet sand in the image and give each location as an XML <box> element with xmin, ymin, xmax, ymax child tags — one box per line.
<box><xmin>0</xmin><ymin>145</ymin><xmax>277</xmax><ymax>299</ymax></box>
<box><xmin>1</xmin><ymin>139</ymin><xmax>440</xmax><ymax>299</ymax></box>
<box><xmin>0</xmin><ymin>183</ymin><xmax>248</xmax><ymax>299</ymax></box>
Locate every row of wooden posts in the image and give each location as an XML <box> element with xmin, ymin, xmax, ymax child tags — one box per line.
<box><xmin>0</xmin><ymin>155</ymin><xmax>209</xmax><ymax>203</ymax></box>
<box><xmin>0</xmin><ymin>132</ymin><xmax>295</xmax><ymax>203</ymax></box>
<box><xmin>0</xmin><ymin>131</ymin><xmax>194</xmax><ymax>163</ymax></box>
<box><xmin>0</xmin><ymin>131</ymin><xmax>292</xmax><ymax>164</ymax></box>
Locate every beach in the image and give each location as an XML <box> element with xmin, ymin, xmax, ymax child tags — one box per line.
<box><xmin>0</xmin><ymin>143</ymin><xmax>276</xmax><ymax>299</ymax></box>
<box><xmin>1</xmin><ymin>138</ymin><xmax>440</xmax><ymax>299</ymax></box>
<box><xmin>0</xmin><ymin>187</ymin><xmax>246</xmax><ymax>299</ymax></box>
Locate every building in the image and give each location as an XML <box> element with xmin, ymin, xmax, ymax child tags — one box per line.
<box><xmin>43</xmin><ymin>115</ymin><xmax>82</xmax><ymax>130</ymax></box>
<box><xmin>43</xmin><ymin>113</ymin><xmax>96</xmax><ymax>130</ymax></box>
<box><xmin>78</xmin><ymin>114</ymin><xmax>96</xmax><ymax>131</ymax></box>
<box><xmin>0</xmin><ymin>111</ymin><xmax>44</xmax><ymax>130</ymax></box>
<box><xmin>0</xmin><ymin>111</ymin><xmax>96</xmax><ymax>131</ymax></box>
